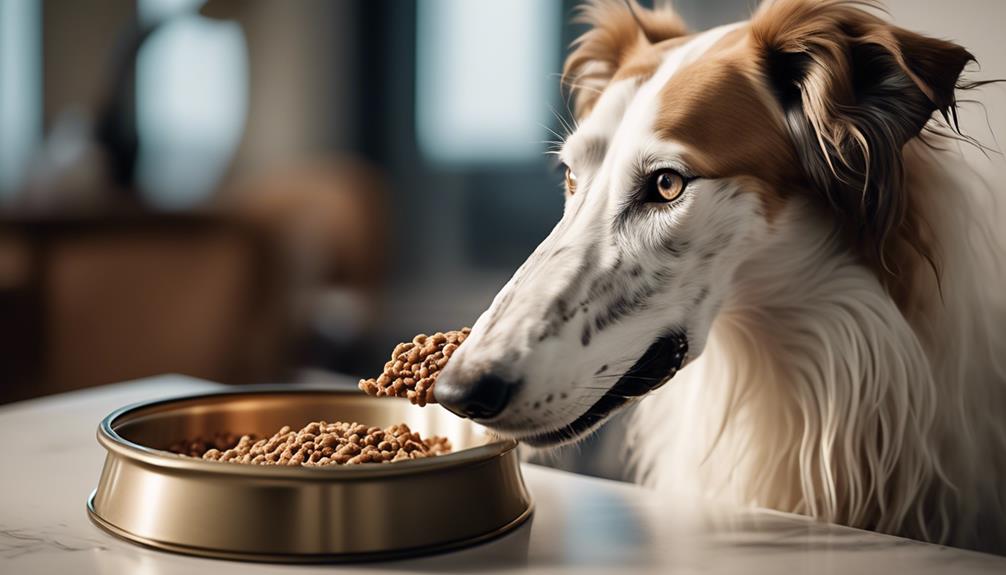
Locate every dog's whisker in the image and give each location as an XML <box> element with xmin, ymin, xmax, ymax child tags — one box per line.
<box><xmin>540</xmin><ymin>123</ymin><xmax>568</xmax><ymax>145</ymax></box>
<box><xmin>548</xmin><ymin>103</ymin><xmax>574</xmax><ymax>137</ymax></box>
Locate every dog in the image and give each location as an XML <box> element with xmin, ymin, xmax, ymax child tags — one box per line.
<box><xmin>433</xmin><ymin>0</ymin><xmax>1006</xmax><ymax>553</ymax></box>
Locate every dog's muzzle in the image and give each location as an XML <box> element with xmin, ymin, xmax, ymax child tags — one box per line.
<box><xmin>435</xmin><ymin>373</ymin><xmax>519</xmax><ymax>421</ymax></box>
<box><xmin>521</xmin><ymin>332</ymin><xmax>689</xmax><ymax>446</ymax></box>
<box><xmin>435</xmin><ymin>331</ymin><xmax>689</xmax><ymax>446</ymax></box>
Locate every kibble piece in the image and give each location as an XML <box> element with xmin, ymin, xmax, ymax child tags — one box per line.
<box><xmin>358</xmin><ymin>328</ymin><xmax>471</xmax><ymax>406</ymax></box>
<box><xmin>169</xmin><ymin>420</ymin><xmax>452</xmax><ymax>467</ymax></box>
<box><xmin>167</xmin><ymin>431</ymin><xmax>244</xmax><ymax>457</ymax></box>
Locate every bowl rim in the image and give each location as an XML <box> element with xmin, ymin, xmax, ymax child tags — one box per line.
<box><xmin>97</xmin><ymin>384</ymin><xmax>519</xmax><ymax>479</ymax></box>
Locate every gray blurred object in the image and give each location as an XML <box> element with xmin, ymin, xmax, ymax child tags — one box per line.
<box><xmin>16</xmin><ymin>18</ymin><xmax>161</xmax><ymax>213</ymax></box>
<box><xmin>201</xmin><ymin>0</ymin><xmax>387</xmax><ymax>376</ymax></box>
<box><xmin>198</xmin><ymin>0</ymin><xmax>352</xmax><ymax>177</ymax></box>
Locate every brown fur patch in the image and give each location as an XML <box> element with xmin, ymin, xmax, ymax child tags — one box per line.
<box><xmin>611</xmin><ymin>36</ymin><xmax>692</xmax><ymax>84</ymax></box>
<box><xmin>563</xmin><ymin>0</ymin><xmax>688</xmax><ymax>118</ymax></box>
<box><xmin>749</xmin><ymin>0</ymin><xmax>973</xmax><ymax>297</ymax></box>
<box><xmin>563</xmin><ymin>0</ymin><xmax>976</xmax><ymax>307</ymax></box>
<box><xmin>655</xmin><ymin>32</ymin><xmax>800</xmax><ymax>221</ymax></box>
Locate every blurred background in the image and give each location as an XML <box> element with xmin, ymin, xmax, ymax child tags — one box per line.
<box><xmin>1</xmin><ymin>0</ymin><xmax>1002</xmax><ymax>478</ymax></box>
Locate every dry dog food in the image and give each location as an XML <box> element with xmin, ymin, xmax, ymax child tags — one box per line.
<box><xmin>167</xmin><ymin>432</ymin><xmax>243</xmax><ymax>457</ymax></box>
<box><xmin>172</xmin><ymin>421</ymin><xmax>451</xmax><ymax>466</ymax></box>
<box><xmin>358</xmin><ymin>328</ymin><xmax>471</xmax><ymax>406</ymax></box>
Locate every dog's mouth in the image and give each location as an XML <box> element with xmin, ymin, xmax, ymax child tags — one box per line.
<box><xmin>519</xmin><ymin>332</ymin><xmax>689</xmax><ymax>447</ymax></box>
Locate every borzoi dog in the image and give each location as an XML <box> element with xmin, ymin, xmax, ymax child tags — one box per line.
<box><xmin>434</xmin><ymin>0</ymin><xmax>1006</xmax><ymax>553</ymax></box>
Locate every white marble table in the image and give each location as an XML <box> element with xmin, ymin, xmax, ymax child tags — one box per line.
<box><xmin>1</xmin><ymin>375</ymin><xmax>1003</xmax><ymax>574</ymax></box>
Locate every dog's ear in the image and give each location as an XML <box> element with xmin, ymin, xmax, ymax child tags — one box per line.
<box><xmin>752</xmin><ymin>0</ymin><xmax>973</xmax><ymax>275</ymax></box>
<box><xmin>563</xmin><ymin>0</ymin><xmax>688</xmax><ymax>119</ymax></box>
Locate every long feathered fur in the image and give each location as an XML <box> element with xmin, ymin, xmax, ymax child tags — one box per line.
<box><xmin>630</xmin><ymin>94</ymin><xmax>1006</xmax><ymax>557</ymax></box>
<box><xmin>621</xmin><ymin>0</ymin><xmax>1006</xmax><ymax>554</ymax></box>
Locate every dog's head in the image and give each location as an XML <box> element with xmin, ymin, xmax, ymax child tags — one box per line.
<box><xmin>434</xmin><ymin>0</ymin><xmax>972</xmax><ymax>445</ymax></box>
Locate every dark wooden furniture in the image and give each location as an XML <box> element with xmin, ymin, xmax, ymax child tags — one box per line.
<box><xmin>0</xmin><ymin>213</ymin><xmax>289</xmax><ymax>404</ymax></box>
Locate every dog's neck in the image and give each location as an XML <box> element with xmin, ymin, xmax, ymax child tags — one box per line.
<box><xmin>737</xmin><ymin>201</ymin><xmax>944</xmax><ymax>524</ymax></box>
<box><xmin>632</xmin><ymin>140</ymin><xmax>1005</xmax><ymax>554</ymax></box>
<box><xmin>635</xmin><ymin>140</ymin><xmax>1006</xmax><ymax>550</ymax></box>
<box><xmin>634</xmin><ymin>193</ymin><xmax>946</xmax><ymax>538</ymax></box>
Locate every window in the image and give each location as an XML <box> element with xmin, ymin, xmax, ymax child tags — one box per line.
<box><xmin>415</xmin><ymin>0</ymin><xmax>561</xmax><ymax>165</ymax></box>
<box><xmin>0</xmin><ymin>0</ymin><xmax>41</xmax><ymax>197</ymax></box>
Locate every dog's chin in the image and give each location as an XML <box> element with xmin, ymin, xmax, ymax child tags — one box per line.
<box><xmin>516</xmin><ymin>411</ymin><xmax>618</xmax><ymax>448</ymax></box>
<box><xmin>508</xmin><ymin>332</ymin><xmax>689</xmax><ymax>448</ymax></box>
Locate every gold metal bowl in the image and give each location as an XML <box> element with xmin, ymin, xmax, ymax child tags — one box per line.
<box><xmin>87</xmin><ymin>385</ymin><xmax>532</xmax><ymax>563</ymax></box>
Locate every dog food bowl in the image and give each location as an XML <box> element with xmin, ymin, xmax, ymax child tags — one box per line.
<box><xmin>87</xmin><ymin>385</ymin><xmax>532</xmax><ymax>562</ymax></box>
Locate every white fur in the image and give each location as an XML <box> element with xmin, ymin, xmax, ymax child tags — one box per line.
<box><xmin>632</xmin><ymin>141</ymin><xmax>1006</xmax><ymax>551</ymax></box>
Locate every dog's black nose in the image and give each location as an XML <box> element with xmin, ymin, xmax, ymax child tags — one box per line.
<box><xmin>435</xmin><ymin>373</ymin><xmax>515</xmax><ymax>420</ymax></box>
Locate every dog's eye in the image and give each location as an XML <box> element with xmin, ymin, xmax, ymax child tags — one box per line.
<box><xmin>646</xmin><ymin>169</ymin><xmax>687</xmax><ymax>203</ymax></box>
<box><xmin>565</xmin><ymin>167</ymin><xmax>578</xmax><ymax>196</ymax></box>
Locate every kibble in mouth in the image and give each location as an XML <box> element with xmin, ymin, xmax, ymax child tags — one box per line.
<box><xmin>358</xmin><ymin>328</ymin><xmax>471</xmax><ymax>406</ymax></box>
<box><xmin>169</xmin><ymin>421</ymin><xmax>451</xmax><ymax>466</ymax></box>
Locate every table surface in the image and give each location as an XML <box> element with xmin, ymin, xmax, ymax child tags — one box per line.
<box><xmin>1</xmin><ymin>375</ymin><xmax>1003</xmax><ymax>574</ymax></box>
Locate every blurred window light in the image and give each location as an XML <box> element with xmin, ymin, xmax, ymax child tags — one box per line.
<box><xmin>0</xmin><ymin>0</ymin><xmax>42</xmax><ymax>197</ymax></box>
<box><xmin>136</xmin><ymin>0</ymin><xmax>247</xmax><ymax>209</ymax></box>
<box><xmin>416</xmin><ymin>0</ymin><xmax>561</xmax><ymax>165</ymax></box>
<box><xmin>138</xmin><ymin>0</ymin><xmax>203</xmax><ymax>22</ymax></box>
